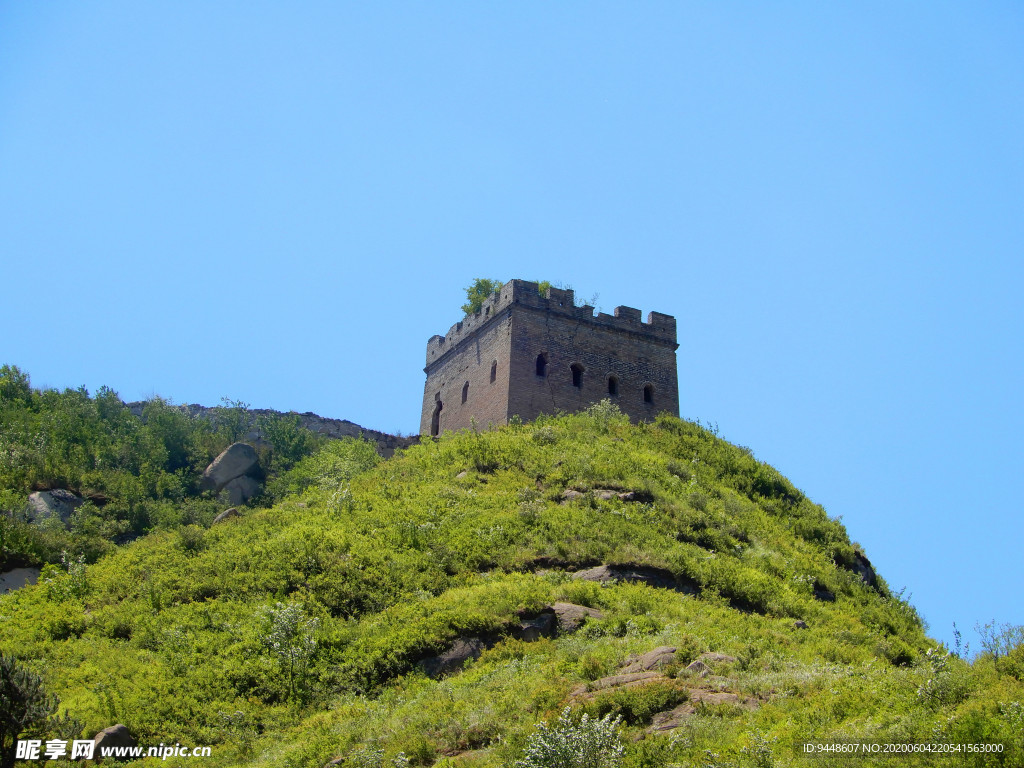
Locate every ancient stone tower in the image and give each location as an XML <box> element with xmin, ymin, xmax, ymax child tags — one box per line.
<box><xmin>420</xmin><ymin>280</ymin><xmax>679</xmax><ymax>435</ymax></box>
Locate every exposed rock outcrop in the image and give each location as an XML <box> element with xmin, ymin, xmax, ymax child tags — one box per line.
<box><xmin>852</xmin><ymin>551</ymin><xmax>878</xmax><ymax>588</ymax></box>
<box><xmin>93</xmin><ymin>724</ymin><xmax>136</xmax><ymax>757</ymax></box>
<box><xmin>648</xmin><ymin>690</ymin><xmax>758</xmax><ymax>732</ymax></box>
<box><xmin>223</xmin><ymin>475</ymin><xmax>260</xmax><ymax>506</ymax></box>
<box><xmin>560</xmin><ymin>488</ymin><xmax>651</xmax><ymax>503</ymax></box>
<box><xmin>620</xmin><ymin>646</ymin><xmax>679</xmax><ymax>674</ymax></box>
<box><xmin>573</xmin><ymin>671</ymin><xmax>668</xmax><ymax>696</ymax></box>
<box><xmin>511</xmin><ymin>609</ymin><xmax>557</xmax><ymax>641</ymax></box>
<box><xmin>683</xmin><ymin>653</ymin><xmax>736</xmax><ymax>677</ymax></box>
<box><xmin>551</xmin><ymin>602</ymin><xmax>604</xmax><ymax>634</ymax></box>
<box><xmin>200</xmin><ymin>443</ymin><xmax>261</xmax><ymax>504</ymax></box>
<box><xmin>572</xmin><ymin>563</ymin><xmax>698</xmax><ymax>594</ymax></box>
<box><xmin>200</xmin><ymin>443</ymin><xmax>258</xmax><ymax>491</ymax></box>
<box><xmin>212</xmin><ymin>507</ymin><xmax>241</xmax><ymax>525</ymax></box>
<box><xmin>568</xmin><ymin>644</ymin><xmax>757</xmax><ymax>732</ymax></box>
<box><xmin>813</xmin><ymin>583</ymin><xmax>836</xmax><ymax>602</ymax></box>
<box><xmin>420</xmin><ymin>637</ymin><xmax>488</xmax><ymax>678</ymax></box>
<box><xmin>127</xmin><ymin>402</ymin><xmax>418</xmax><ymax>458</ymax></box>
<box><xmin>27</xmin><ymin>489</ymin><xmax>83</xmax><ymax>526</ymax></box>
<box><xmin>0</xmin><ymin>567</ymin><xmax>40</xmax><ymax>594</ymax></box>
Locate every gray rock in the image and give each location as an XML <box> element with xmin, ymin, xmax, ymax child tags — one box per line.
<box><xmin>420</xmin><ymin>637</ymin><xmax>487</xmax><ymax>678</ymax></box>
<box><xmin>27</xmin><ymin>489</ymin><xmax>83</xmax><ymax>525</ymax></box>
<box><xmin>682</xmin><ymin>653</ymin><xmax>736</xmax><ymax>676</ymax></box>
<box><xmin>212</xmin><ymin>507</ymin><xmax>241</xmax><ymax>525</ymax></box>
<box><xmin>793</xmin><ymin>620</ymin><xmax>808</xmax><ymax>629</ymax></box>
<box><xmin>620</xmin><ymin>646</ymin><xmax>678</xmax><ymax>674</ymax></box>
<box><xmin>560</xmin><ymin>489</ymin><xmax>585</xmax><ymax>502</ymax></box>
<box><xmin>852</xmin><ymin>551</ymin><xmax>878</xmax><ymax>588</ymax></box>
<box><xmin>511</xmin><ymin>610</ymin><xmax>557</xmax><ymax>641</ymax></box>
<box><xmin>551</xmin><ymin>602</ymin><xmax>604</xmax><ymax>634</ymax></box>
<box><xmin>200</xmin><ymin>443</ymin><xmax>258</xmax><ymax>492</ymax></box>
<box><xmin>93</xmin><ymin>723</ymin><xmax>136</xmax><ymax>753</ymax></box>
<box><xmin>813</xmin><ymin>584</ymin><xmax>836</xmax><ymax>602</ymax></box>
<box><xmin>0</xmin><ymin>567</ymin><xmax>41</xmax><ymax>594</ymax></box>
<box><xmin>649</xmin><ymin>703</ymin><xmax>696</xmax><ymax>731</ymax></box>
<box><xmin>573</xmin><ymin>671</ymin><xmax>667</xmax><ymax>696</ymax></box>
<box><xmin>689</xmin><ymin>690</ymin><xmax>742</xmax><ymax>706</ymax></box>
<box><xmin>648</xmin><ymin>691</ymin><xmax>756</xmax><ymax>733</ymax></box>
<box><xmin>684</xmin><ymin>659</ymin><xmax>709</xmax><ymax>677</ymax></box>
<box><xmin>223</xmin><ymin>475</ymin><xmax>260</xmax><ymax>505</ymax></box>
<box><xmin>571</xmin><ymin>564</ymin><xmax>697</xmax><ymax>594</ymax></box>
<box><xmin>698</xmin><ymin>652</ymin><xmax>737</xmax><ymax>665</ymax></box>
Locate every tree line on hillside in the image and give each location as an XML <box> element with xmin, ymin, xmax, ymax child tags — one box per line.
<box><xmin>0</xmin><ymin>364</ymin><xmax>339</xmax><ymax>569</ymax></box>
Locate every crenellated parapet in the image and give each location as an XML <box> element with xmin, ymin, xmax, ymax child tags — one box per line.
<box><xmin>426</xmin><ymin>279</ymin><xmax>676</xmax><ymax>368</ymax></box>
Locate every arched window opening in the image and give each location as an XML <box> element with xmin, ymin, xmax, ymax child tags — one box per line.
<box><xmin>490</xmin><ymin>360</ymin><xmax>497</xmax><ymax>383</ymax></box>
<box><xmin>430</xmin><ymin>399</ymin><xmax>443</xmax><ymax>436</ymax></box>
<box><xmin>462</xmin><ymin>381</ymin><xmax>469</xmax><ymax>404</ymax></box>
<box><xmin>643</xmin><ymin>384</ymin><xmax>654</xmax><ymax>404</ymax></box>
<box><xmin>608</xmin><ymin>375</ymin><xmax>619</xmax><ymax>396</ymax></box>
<box><xmin>571</xmin><ymin>363</ymin><xmax>584</xmax><ymax>389</ymax></box>
<box><xmin>535</xmin><ymin>353</ymin><xmax>548</xmax><ymax>377</ymax></box>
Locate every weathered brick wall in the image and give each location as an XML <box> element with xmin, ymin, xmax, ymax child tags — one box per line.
<box><xmin>420</xmin><ymin>279</ymin><xmax>678</xmax><ymax>434</ymax></box>
<box><xmin>505</xmin><ymin>286</ymin><xmax>678</xmax><ymax>424</ymax></box>
<box><xmin>420</xmin><ymin>304</ymin><xmax>514</xmax><ymax>434</ymax></box>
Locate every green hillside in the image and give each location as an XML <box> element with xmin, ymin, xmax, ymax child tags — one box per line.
<box><xmin>2</xmin><ymin>383</ymin><xmax>1022</xmax><ymax>766</ymax></box>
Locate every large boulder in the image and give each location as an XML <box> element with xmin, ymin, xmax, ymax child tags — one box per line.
<box><xmin>551</xmin><ymin>602</ymin><xmax>604</xmax><ymax>634</ymax></box>
<box><xmin>620</xmin><ymin>646</ymin><xmax>679</xmax><ymax>674</ymax></box>
<box><xmin>200</xmin><ymin>443</ymin><xmax>259</xmax><ymax>492</ymax></box>
<box><xmin>93</xmin><ymin>723</ymin><xmax>136</xmax><ymax>756</ymax></box>
<box><xmin>223</xmin><ymin>475</ymin><xmax>260</xmax><ymax>505</ymax></box>
<box><xmin>510</xmin><ymin>610</ymin><xmax>557</xmax><ymax>641</ymax></box>
<box><xmin>27</xmin><ymin>489</ymin><xmax>82</xmax><ymax>525</ymax></box>
<box><xmin>0</xmin><ymin>567</ymin><xmax>40</xmax><ymax>594</ymax></box>
<box><xmin>420</xmin><ymin>637</ymin><xmax>488</xmax><ymax>678</ymax></box>
<box><xmin>212</xmin><ymin>507</ymin><xmax>241</xmax><ymax>525</ymax></box>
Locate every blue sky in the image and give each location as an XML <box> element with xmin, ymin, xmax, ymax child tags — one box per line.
<box><xmin>2</xmin><ymin>3</ymin><xmax>1021</xmax><ymax>652</ymax></box>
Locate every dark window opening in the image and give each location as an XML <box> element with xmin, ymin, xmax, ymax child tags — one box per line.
<box><xmin>571</xmin><ymin>363</ymin><xmax>584</xmax><ymax>389</ymax></box>
<box><xmin>608</xmin><ymin>376</ymin><xmax>619</xmax><ymax>396</ymax></box>
<box><xmin>490</xmin><ymin>360</ymin><xmax>497</xmax><ymax>383</ymax></box>
<box><xmin>462</xmin><ymin>382</ymin><xmax>469</xmax><ymax>404</ymax></box>
<box><xmin>643</xmin><ymin>384</ymin><xmax>654</xmax><ymax>404</ymax></box>
<box><xmin>536</xmin><ymin>353</ymin><xmax>548</xmax><ymax>377</ymax></box>
<box><xmin>430</xmin><ymin>399</ymin><xmax>443</xmax><ymax>436</ymax></box>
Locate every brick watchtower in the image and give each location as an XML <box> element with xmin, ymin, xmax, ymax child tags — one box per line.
<box><xmin>421</xmin><ymin>280</ymin><xmax>679</xmax><ymax>435</ymax></box>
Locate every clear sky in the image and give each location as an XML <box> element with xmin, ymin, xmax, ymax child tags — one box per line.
<box><xmin>2</xmin><ymin>3</ymin><xmax>1021</xmax><ymax>653</ymax></box>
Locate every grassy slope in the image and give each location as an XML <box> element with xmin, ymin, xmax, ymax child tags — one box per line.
<box><xmin>1</xmin><ymin>406</ymin><xmax>1021</xmax><ymax>767</ymax></box>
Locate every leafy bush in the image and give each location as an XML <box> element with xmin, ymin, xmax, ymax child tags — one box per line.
<box><xmin>267</xmin><ymin>437</ymin><xmax>380</xmax><ymax>500</ymax></box>
<box><xmin>515</xmin><ymin>707</ymin><xmax>624</xmax><ymax>768</ymax></box>
<box><xmin>260</xmin><ymin>602</ymin><xmax>319</xmax><ymax>701</ymax></box>
<box><xmin>461</xmin><ymin>278</ymin><xmax>504</xmax><ymax>315</ymax></box>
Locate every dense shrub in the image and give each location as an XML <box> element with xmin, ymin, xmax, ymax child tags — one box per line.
<box><xmin>515</xmin><ymin>707</ymin><xmax>624</xmax><ymax>768</ymax></box>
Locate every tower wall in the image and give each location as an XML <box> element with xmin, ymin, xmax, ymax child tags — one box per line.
<box><xmin>420</xmin><ymin>295</ymin><xmax>513</xmax><ymax>435</ymax></box>
<box><xmin>504</xmin><ymin>283</ymin><xmax>679</xmax><ymax>424</ymax></box>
